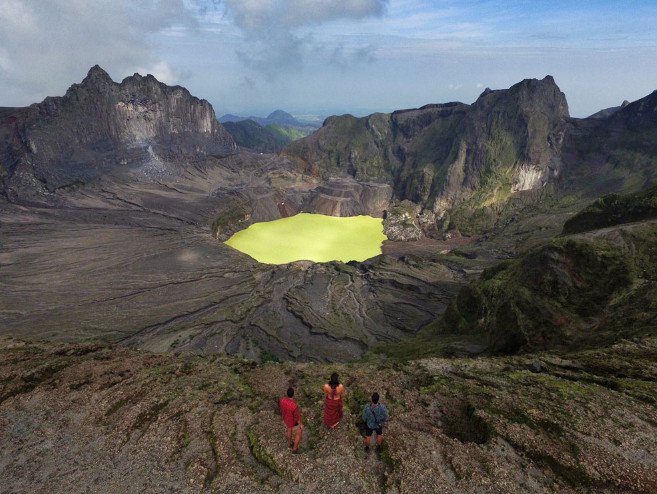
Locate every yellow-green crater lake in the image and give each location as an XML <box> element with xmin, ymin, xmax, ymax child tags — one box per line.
<box><xmin>225</xmin><ymin>213</ymin><xmax>387</xmax><ymax>264</ymax></box>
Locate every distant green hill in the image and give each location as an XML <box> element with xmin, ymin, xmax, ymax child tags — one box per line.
<box><xmin>219</xmin><ymin>109</ymin><xmax>319</xmax><ymax>128</ymax></box>
<box><xmin>220</xmin><ymin>111</ymin><xmax>319</xmax><ymax>153</ymax></box>
<box><xmin>222</xmin><ymin>120</ymin><xmax>291</xmax><ymax>153</ymax></box>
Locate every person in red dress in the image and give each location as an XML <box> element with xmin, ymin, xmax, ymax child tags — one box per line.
<box><xmin>279</xmin><ymin>387</ymin><xmax>303</xmax><ymax>452</ymax></box>
<box><xmin>322</xmin><ymin>372</ymin><xmax>345</xmax><ymax>428</ymax></box>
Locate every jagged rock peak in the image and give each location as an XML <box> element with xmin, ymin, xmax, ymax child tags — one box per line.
<box><xmin>512</xmin><ymin>75</ymin><xmax>565</xmax><ymax>102</ymax></box>
<box><xmin>77</xmin><ymin>66</ymin><xmax>186</xmax><ymax>97</ymax></box>
<box><xmin>2</xmin><ymin>63</ymin><xmax>237</xmax><ymax>203</ymax></box>
<box><xmin>474</xmin><ymin>74</ymin><xmax>569</xmax><ymax>118</ymax></box>
<box><xmin>474</xmin><ymin>76</ymin><xmax>562</xmax><ymax>102</ymax></box>
<box><xmin>82</xmin><ymin>64</ymin><xmax>114</xmax><ymax>85</ymax></box>
<box><xmin>477</xmin><ymin>75</ymin><xmax>560</xmax><ymax>96</ymax></box>
<box><xmin>123</xmin><ymin>72</ymin><xmax>161</xmax><ymax>84</ymax></box>
<box><xmin>516</xmin><ymin>74</ymin><xmax>557</xmax><ymax>87</ymax></box>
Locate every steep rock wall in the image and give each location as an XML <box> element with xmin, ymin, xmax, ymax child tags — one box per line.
<box><xmin>284</xmin><ymin>76</ymin><xmax>570</xmax><ymax>233</ymax></box>
<box><xmin>0</xmin><ymin>66</ymin><xmax>236</xmax><ymax>204</ymax></box>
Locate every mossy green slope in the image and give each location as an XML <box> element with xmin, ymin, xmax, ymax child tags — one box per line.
<box><xmin>222</xmin><ymin>120</ymin><xmax>291</xmax><ymax>153</ymax></box>
<box><xmin>221</xmin><ymin>120</ymin><xmax>318</xmax><ymax>153</ymax></box>
<box><xmin>441</xmin><ymin>221</ymin><xmax>657</xmax><ymax>354</ymax></box>
<box><xmin>224</xmin><ymin>213</ymin><xmax>387</xmax><ymax>264</ymax></box>
<box><xmin>563</xmin><ymin>185</ymin><xmax>657</xmax><ymax>234</ymax></box>
<box><xmin>284</xmin><ymin>113</ymin><xmax>397</xmax><ymax>181</ymax></box>
<box><xmin>284</xmin><ymin>78</ymin><xmax>568</xmax><ymax>236</ymax></box>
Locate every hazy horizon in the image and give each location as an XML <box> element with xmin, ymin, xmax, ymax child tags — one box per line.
<box><xmin>2</xmin><ymin>0</ymin><xmax>657</xmax><ymax>118</ymax></box>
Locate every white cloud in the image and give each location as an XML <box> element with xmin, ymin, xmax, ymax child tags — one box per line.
<box><xmin>221</xmin><ymin>0</ymin><xmax>388</xmax><ymax>77</ymax></box>
<box><xmin>1</xmin><ymin>0</ymin><xmax>657</xmax><ymax>118</ymax></box>
<box><xmin>0</xmin><ymin>0</ymin><xmax>196</xmax><ymax>105</ymax></box>
<box><xmin>135</xmin><ymin>61</ymin><xmax>181</xmax><ymax>85</ymax></box>
<box><xmin>224</xmin><ymin>0</ymin><xmax>387</xmax><ymax>30</ymax></box>
<box><xmin>0</xmin><ymin>0</ymin><xmax>37</xmax><ymax>32</ymax></box>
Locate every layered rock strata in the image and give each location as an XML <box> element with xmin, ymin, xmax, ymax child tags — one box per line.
<box><xmin>285</xmin><ymin>77</ymin><xmax>568</xmax><ymax>217</ymax></box>
<box><xmin>0</xmin><ymin>66</ymin><xmax>237</xmax><ymax>205</ymax></box>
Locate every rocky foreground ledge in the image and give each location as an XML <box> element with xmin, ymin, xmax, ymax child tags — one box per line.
<box><xmin>1</xmin><ymin>338</ymin><xmax>656</xmax><ymax>493</ymax></box>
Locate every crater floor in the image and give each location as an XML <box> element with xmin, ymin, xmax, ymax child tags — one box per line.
<box><xmin>0</xmin><ymin>153</ymin><xmax>468</xmax><ymax>362</ymax></box>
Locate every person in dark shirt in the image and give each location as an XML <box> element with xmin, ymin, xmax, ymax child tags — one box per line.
<box><xmin>279</xmin><ymin>387</ymin><xmax>303</xmax><ymax>453</ymax></box>
<box><xmin>362</xmin><ymin>392</ymin><xmax>389</xmax><ymax>451</ymax></box>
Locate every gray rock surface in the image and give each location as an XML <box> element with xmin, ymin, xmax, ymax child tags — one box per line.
<box><xmin>383</xmin><ymin>200</ymin><xmax>423</xmax><ymax>241</ymax></box>
<box><xmin>0</xmin><ymin>148</ymin><xmax>464</xmax><ymax>361</ymax></box>
<box><xmin>303</xmin><ymin>178</ymin><xmax>392</xmax><ymax>217</ymax></box>
<box><xmin>285</xmin><ymin>76</ymin><xmax>568</xmax><ymax>220</ymax></box>
<box><xmin>2</xmin><ymin>338</ymin><xmax>656</xmax><ymax>493</ymax></box>
<box><xmin>0</xmin><ymin>65</ymin><xmax>237</xmax><ymax>204</ymax></box>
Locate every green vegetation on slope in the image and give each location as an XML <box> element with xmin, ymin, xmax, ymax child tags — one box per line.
<box><xmin>284</xmin><ymin>113</ymin><xmax>396</xmax><ymax>181</ymax></box>
<box><xmin>563</xmin><ymin>185</ymin><xmax>657</xmax><ymax>234</ymax></box>
<box><xmin>210</xmin><ymin>198</ymin><xmax>252</xmax><ymax>240</ymax></box>
<box><xmin>286</xmin><ymin>78</ymin><xmax>569</xmax><ymax>236</ymax></box>
<box><xmin>222</xmin><ymin>119</ymin><xmax>317</xmax><ymax>154</ymax></box>
<box><xmin>266</xmin><ymin>123</ymin><xmax>311</xmax><ymax>141</ymax></box>
<box><xmin>225</xmin><ymin>213</ymin><xmax>387</xmax><ymax>264</ymax></box>
<box><xmin>440</xmin><ymin>223</ymin><xmax>657</xmax><ymax>354</ymax></box>
<box><xmin>222</xmin><ymin>120</ymin><xmax>290</xmax><ymax>153</ymax></box>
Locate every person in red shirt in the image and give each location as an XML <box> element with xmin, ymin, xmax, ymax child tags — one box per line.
<box><xmin>279</xmin><ymin>387</ymin><xmax>303</xmax><ymax>453</ymax></box>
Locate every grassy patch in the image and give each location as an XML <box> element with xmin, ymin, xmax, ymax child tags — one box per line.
<box><xmin>260</xmin><ymin>350</ymin><xmax>280</xmax><ymax>363</ymax></box>
<box><xmin>247</xmin><ymin>430</ymin><xmax>283</xmax><ymax>476</ymax></box>
<box><xmin>439</xmin><ymin>234</ymin><xmax>651</xmax><ymax>354</ymax></box>
<box><xmin>563</xmin><ymin>185</ymin><xmax>657</xmax><ymax>234</ymax></box>
<box><xmin>369</xmin><ymin>322</ymin><xmax>452</xmax><ymax>360</ymax></box>
<box><xmin>105</xmin><ymin>397</ymin><xmax>129</xmax><ymax>417</ymax></box>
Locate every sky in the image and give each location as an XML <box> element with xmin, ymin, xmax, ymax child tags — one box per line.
<box><xmin>1</xmin><ymin>0</ymin><xmax>657</xmax><ymax>118</ymax></box>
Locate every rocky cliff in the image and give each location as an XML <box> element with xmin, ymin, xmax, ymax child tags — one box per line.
<box><xmin>562</xmin><ymin>89</ymin><xmax>657</xmax><ymax>197</ymax></box>
<box><xmin>0</xmin><ymin>65</ymin><xmax>236</xmax><ymax>204</ymax></box>
<box><xmin>302</xmin><ymin>178</ymin><xmax>392</xmax><ymax>217</ymax></box>
<box><xmin>284</xmin><ymin>77</ymin><xmax>569</xmax><ymax>234</ymax></box>
<box><xmin>0</xmin><ymin>68</ymin><xmax>460</xmax><ymax>363</ymax></box>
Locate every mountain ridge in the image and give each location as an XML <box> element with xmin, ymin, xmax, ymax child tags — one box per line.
<box><xmin>2</xmin><ymin>64</ymin><xmax>657</xmax><ymax>494</ymax></box>
<box><xmin>0</xmin><ymin>65</ymin><xmax>237</xmax><ymax>205</ymax></box>
<box><xmin>1</xmin><ymin>66</ymin><xmax>656</xmax><ymax>361</ymax></box>
<box><xmin>285</xmin><ymin>75</ymin><xmax>657</xmax><ymax>237</ymax></box>
<box><xmin>219</xmin><ymin>109</ymin><xmax>320</xmax><ymax>153</ymax></box>
<box><xmin>219</xmin><ymin>109</ymin><xmax>319</xmax><ymax>128</ymax></box>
